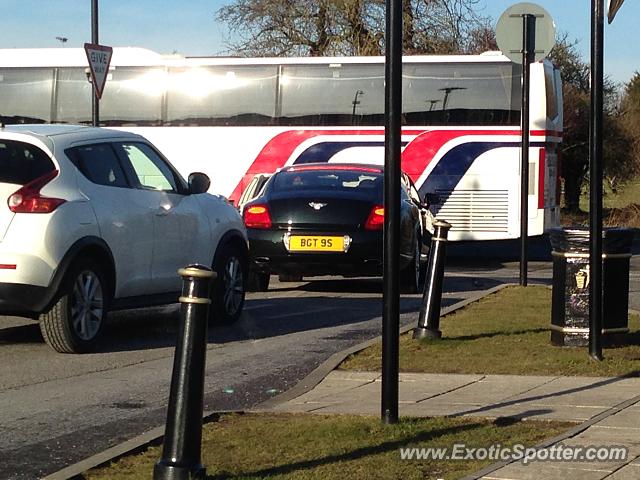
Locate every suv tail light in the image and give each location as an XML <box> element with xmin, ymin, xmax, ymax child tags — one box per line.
<box><xmin>8</xmin><ymin>170</ymin><xmax>66</xmax><ymax>214</ymax></box>
<box><xmin>364</xmin><ymin>205</ymin><xmax>385</xmax><ymax>230</ymax></box>
<box><xmin>243</xmin><ymin>204</ymin><xmax>272</xmax><ymax>229</ymax></box>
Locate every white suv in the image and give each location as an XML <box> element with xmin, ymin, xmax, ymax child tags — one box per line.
<box><xmin>0</xmin><ymin>124</ymin><xmax>248</xmax><ymax>353</ymax></box>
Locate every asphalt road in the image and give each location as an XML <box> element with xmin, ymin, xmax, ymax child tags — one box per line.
<box><xmin>0</xmin><ymin>235</ymin><xmax>637</xmax><ymax>479</ymax></box>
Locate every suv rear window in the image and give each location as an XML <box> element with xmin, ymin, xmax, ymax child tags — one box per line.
<box><xmin>0</xmin><ymin>140</ymin><xmax>55</xmax><ymax>185</ymax></box>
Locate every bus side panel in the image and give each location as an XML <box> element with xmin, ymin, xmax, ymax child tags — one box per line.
<box><xmin>113</xmin><ymin>126</ymin><xmax>289</xmax><ymax>200</ymax></box>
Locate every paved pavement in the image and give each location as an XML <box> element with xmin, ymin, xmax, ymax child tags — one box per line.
<box><xmin>261</xmin><ymin>371</ymin><xmax>640</xmax><ymax>479</ymax></box>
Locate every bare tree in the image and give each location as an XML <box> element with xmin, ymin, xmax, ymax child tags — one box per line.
<box><xmin>215</xmin><ymin>0</ymin><xmax>339</xmax><ymax>56</ymax></box>
<box><xmin>215</xmin><ymin>0</ymin><xmax>491</xmax><ymax>57</ymax></box>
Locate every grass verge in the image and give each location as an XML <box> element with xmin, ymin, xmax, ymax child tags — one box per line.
<box><xmin>340</xmin><ymin>285</ymin><xmax>640</xmax><ymax>376</ymax></box>
<box><xmin>82</xmin><ymin>412</ymin><xmax>573</xmax><ymax>480</ymax></box>
<box><xmin>570</xmin><ymin>180</ymin><xmax>640</xmax><ymax>228</ymax></box>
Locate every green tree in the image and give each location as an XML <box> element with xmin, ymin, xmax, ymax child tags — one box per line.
<box><xmin>548</xmin><ymin>37</ymin><xmax>590</xmax><ymax>211</ymax></box>
<box><xmin>617</xmin><ymin>72</ymin><xmax>640</xmax><ymax>190</ymax></box>
<box><xmin>549</xmin><ymin>35</ymin><xmax>634</xmax><ymax>211</ymax></box>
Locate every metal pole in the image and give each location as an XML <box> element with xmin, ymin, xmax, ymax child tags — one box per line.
<box><xmin>381</xmin><ymin>0</ymin><xmax>402</xmax><ymax>425</ymax></box>
<box><xmin>589</xmin><ymin>0</ymin><xmax>604</xmax><ymax>361</ymax></box>
<box><xmin>519</xmin><ymin>14</ymin><xmax>536</xmax><ymax>287</ymax></box>
<box><xmin>154</xmin><ymin>265</ymin><xmax>215</xmax><ymax>480</ymax></box>
<box><xmin>91</xmin><ymin>0</ymin><xmax>99</xmax><ymax>126</ymax></box>
<box><xmin>414</xmin><ymin>220</ymin><xmax>452</xmax><ymax>340</ymax></box>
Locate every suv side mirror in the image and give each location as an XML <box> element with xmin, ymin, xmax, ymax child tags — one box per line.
<box><xmin>188</xmin><ymin>172</ymin><xmax>211</xmax><ymax>194</ymax></box>
<box><xmin>423</xmin><ymin>192</ymin><xmax>441</xmax><ymax>207</ymax></box>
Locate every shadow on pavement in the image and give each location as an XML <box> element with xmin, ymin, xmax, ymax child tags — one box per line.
<box><xmin>0</xmin><ymin>272</ymin><xmax>502</xmax><ymax>354</ymax></box>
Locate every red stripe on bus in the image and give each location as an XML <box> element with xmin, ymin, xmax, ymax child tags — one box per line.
<box><xmin>229</xmin><ymin>127</ymin><xmax>561</xmax><ymax>202</ymax></box>
<box><xmin>229</xmin><ymin>129</ymin><xmax>420</xmax><ymax>201</ymax></box>
<box><xmin>538</xmin><ymin>148</ymin><xmax>546</xmax><ymax>210</ymax></box>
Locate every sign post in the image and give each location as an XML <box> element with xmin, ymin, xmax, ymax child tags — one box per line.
<box><xmin>86</xmin><ymin>0</ymin><xmax>112</xmax><ymax>126</ymax></box>
<box><xmin>496</xmin><ymin>3</ymin><xmax>555</xmax><ymax>287</ymax></box>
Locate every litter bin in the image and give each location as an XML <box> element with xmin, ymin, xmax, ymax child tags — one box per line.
<box><xmin>549</xmin><ymin>227</ymin><xmax>634</xmax><ymax>347</ymax></box>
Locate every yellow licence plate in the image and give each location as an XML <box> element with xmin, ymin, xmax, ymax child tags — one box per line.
<box><xmin>288</xmin><ymin>235</ymin><xmax>345</xmax><ymax>252</ymax></box>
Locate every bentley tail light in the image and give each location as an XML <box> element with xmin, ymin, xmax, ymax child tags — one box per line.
<box><xmin>364</xmin><ymin>205</ymin><xmax>384</xmax><ymax>230</ymax></box>
<box><xmin>243</xmin><ymin>204</ymin><xmax>272</xmax><ymax>229</ymax></box>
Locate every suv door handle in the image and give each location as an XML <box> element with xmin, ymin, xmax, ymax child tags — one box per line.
<box><xmin>155</xmin><ymin>205</ymin><xmax>171</xmax><ymax>216</ymax></box>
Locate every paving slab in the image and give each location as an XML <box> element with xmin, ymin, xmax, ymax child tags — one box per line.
<box><xmin>425</xmin><ymin>375</ymin><xmax>559</xmax><ymax>406</ymax></box>
<box><xmin>606</xmin><ymin>464</ymin><xmax>640</xmax><ymax>480</ymax></box>
<box><xmin>454</xmin><ymin>404</ymin><xmax>608</xmax><ymax>422</ymax></box>
<box><xmin>482</xmin><ymin>463</ymin><xmax>612</xmax><ymax>480</ymax></box>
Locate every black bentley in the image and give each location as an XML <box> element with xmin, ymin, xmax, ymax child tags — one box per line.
<box><xmin>242</xmin><ymin>163</ymin><xmax>432</xmax><ymax>292</ymax></box>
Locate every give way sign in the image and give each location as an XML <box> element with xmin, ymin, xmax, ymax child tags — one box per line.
<box><xmin>84</xmin><ymin>43</ymin><xmax>113</xmax><ymax>99</ymax></box>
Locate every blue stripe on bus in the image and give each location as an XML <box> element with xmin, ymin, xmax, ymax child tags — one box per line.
<box><xmin>293</xmin><ymin>141</ymin><xmax>406</xmax><ymax>164</ymax></box>
<box><xmin>418</xmin><ymin>141</ymin><xmax>545</xmax><ymax>208</ymax></box>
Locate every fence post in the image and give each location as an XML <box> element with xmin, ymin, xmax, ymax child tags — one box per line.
<box><xmin>154</xmin><ymin>264</ymin><xmax>215</xmax><ymax>480</ymax></box>
<box><xmin>414</xmin><ymin>220</ymin><xmax>452</xmax><ymax>340</ymax></box>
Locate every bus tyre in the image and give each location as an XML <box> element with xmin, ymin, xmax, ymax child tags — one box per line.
<box><xmin>400</xmin><ymin>233</ymin><xmax>423</xmax><ymax>294</ymax></box>
<box><xmin>211</xmin><ymin>242</ymin><xmax>247</xmax><ymax>325</ymax></box>
<box><xmin>40</xmin><ymin>259</ymin><xmax>108</xmax><ymax>354</ymax></box>
<box><xmin>247</xmin><ymin>271</ymin><xmax>270</xmax><ymax>292</ymax></box>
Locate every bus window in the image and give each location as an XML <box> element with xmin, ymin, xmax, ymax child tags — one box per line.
<box><xmin>402</xmin><ymin>62</ymin><xmax>521</xmax><ymax>126</ymax></box>
<box><xmin>56</xmin><ymin>67</ymin><xmax>92</xmax><ymax>124</ymax></box>
<box><xmin>166</xmin><ymin>65</ymin><xmax>278</xmax><ymax>126</ymax></box>
<box><xmin>279</xmin><ymin>64</ymin><xmax>385</xmax><ymax>126</ymax></box>
<box><xmin>0</xmin><ymin>68</ymin><xmax>54</xmax><ymax>123</ymax></box>
<box><xmin>545</xmin><ymin>66</ymin><xmax>559</xmax><ymax>122</ymax></box>
<box><xmin>100</xmin><ymin>67</ymin><xmax>164</xmax><ymax>126</ymax></box>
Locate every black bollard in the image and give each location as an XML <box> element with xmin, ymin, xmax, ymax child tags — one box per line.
<box><xmin>414</xmin><ymin>220</ymin><xmax>452</xmax><ymax>340</ymax></box>
<box><xmin>154</xmin><ymin>264</ymin><xmax>216</xmax><ymax>480</ymax></box>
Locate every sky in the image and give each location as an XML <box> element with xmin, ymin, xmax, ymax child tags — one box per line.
<box><xmin>0</xmin><ymin>0</ymin><xmax>637</xmax><ymax>84</ymax></box>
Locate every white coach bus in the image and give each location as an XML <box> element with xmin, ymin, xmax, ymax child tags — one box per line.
<box><xmin>0</xmin><ymin>47</ymin><xmax>562</xmax><ymax>240</ymax></box>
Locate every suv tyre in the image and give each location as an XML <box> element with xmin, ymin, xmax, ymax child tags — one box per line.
<box><xmin>40</xmin><ymin>259</ymin><xmax>109</xmax><ymax>353</ymax></box>
<box><xmin>211</xmin><ymin>242</ymin><xmax>247</xmax><ymax>325</ymax></box>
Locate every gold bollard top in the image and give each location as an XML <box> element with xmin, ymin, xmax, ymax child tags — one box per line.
<box><xmin>178</xmin><ymin>265</ymin><xmax>217</xmax><ymax>279</ymax></box>
<box><xmin>177</xmin><ymin>264</ymin><xmax>216</xmax><ymax>304</ymax></box>
<box><xmin>433</xmin><ymin>219</ymin><xmax>452</xmax><ymax>229</ymax></box>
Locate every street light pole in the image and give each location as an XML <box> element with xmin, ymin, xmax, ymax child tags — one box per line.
<box><xmin>381</xmin><ymin>0</ymin><xmax>402</xmax><ymax>425</ymax></box>
<box><xmin>519</xmin><ymin>14</ymin><xmax>536</xmax><ymax>287</ymax></box>
<box><xmin>91</xmin><ymin>0</ymin><xmax>99</xmax><ymax>127</ymax></box>
<box><xmin>589</xmin><ymin>0</ymin><xmax>604</xmax><ymax>361</ymax></box>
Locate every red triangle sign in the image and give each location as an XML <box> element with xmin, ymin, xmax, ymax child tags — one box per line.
<box><xmin>84</xmin><ymin>43</ymin><xmax>113</xmax><ymax>99</ymax></box>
